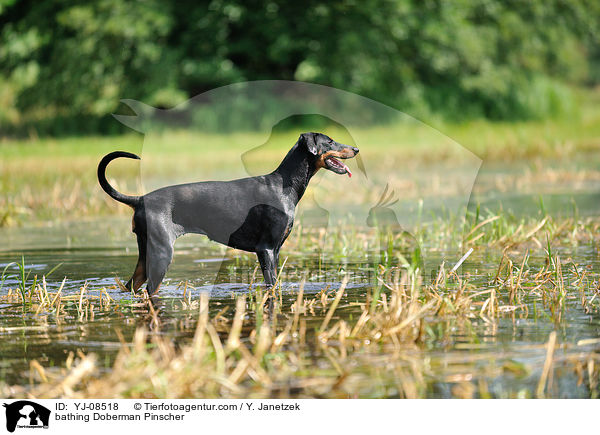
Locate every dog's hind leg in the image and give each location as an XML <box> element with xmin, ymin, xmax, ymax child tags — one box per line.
<box><xmin>145</xmin><ymin>237</ymin><xmax>175</xmax><ymax>295</ymax></box>
<box><xmin>124</xmin><ymin>233</ymin><xmax>147</xmax><ymax>292</ymax></box>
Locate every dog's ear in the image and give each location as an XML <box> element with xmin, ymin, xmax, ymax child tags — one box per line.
<box><xmin>300</xmin><ymin>133</ymin><xmax>318</xmax><ymax>155</ymax></box>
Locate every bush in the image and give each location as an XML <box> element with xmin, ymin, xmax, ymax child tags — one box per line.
<box><xmin>0</xmin><ymin>0</ymin><xmax>598</xmax><ymax>135</ymax></box>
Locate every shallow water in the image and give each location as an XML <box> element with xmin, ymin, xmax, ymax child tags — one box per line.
<box><xmin>1</xmin><ymin>211</ymin><xmax>599</xmax><ymax>397</ymax></box>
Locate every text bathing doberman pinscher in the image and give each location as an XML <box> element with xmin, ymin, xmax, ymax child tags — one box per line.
<box><xmin>98</xmin><ymin>132</ymin><xmax>359</xmax><ymax>294</ymax></box>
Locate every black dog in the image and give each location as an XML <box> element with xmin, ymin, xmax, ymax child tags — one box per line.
<box><xmin>98</xmin><ymin>132</ymin><xmax>358</xmax><ymax>294</ymax></box>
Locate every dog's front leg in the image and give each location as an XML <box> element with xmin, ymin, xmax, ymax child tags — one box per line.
<box><xmin>256</xmin><ymin>248</ymin><xmax>278</xmax><ymax>287</ymax></box>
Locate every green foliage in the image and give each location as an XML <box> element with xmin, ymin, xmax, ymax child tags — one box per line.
<box><xmin>0</xmin><ymin>0</ymin><xmax>599</xmax><ymax>134</ymax></box>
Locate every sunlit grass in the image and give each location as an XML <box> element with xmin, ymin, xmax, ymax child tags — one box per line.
<box><xmin>1</xmin><ymin>93</ymin><xmax>599</xmax><ymax>227</ymax></box>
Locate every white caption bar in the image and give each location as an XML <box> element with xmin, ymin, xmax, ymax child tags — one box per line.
<box><xmin>0</xmin><ymin>399</ymin><xmax>595</xmax><ymax>435</ymax></box>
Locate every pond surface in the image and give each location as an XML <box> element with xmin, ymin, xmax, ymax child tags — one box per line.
<box><xmin>1</xmin><ymin>210</ymin><xmax>599</xmax><ymax>398</ymax></box>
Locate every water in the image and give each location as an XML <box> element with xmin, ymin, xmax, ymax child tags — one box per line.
<box><xmin>1</xmin><ymin>213</ymin><xmax>599</xmax><ymax>398</ymax></box>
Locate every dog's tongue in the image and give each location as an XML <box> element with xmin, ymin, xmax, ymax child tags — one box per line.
<box><xmin>338</xmin><ymin>160</ymin><xmax>352</xmax><ymax>177</ymax></box>
<box><xmin>329</xmin><ymin>157</ymin><xmax>352</xmax><ymax>177</ymax></box>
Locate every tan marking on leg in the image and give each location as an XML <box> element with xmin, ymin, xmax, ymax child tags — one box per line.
<box><xmin>132</xmin><ymin>261</ymin><xmax>146</xmax><ymax>291</ymax></box>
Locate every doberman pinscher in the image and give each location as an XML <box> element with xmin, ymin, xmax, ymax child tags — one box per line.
<box><xmin>98</xmin><ymin>132</ymin><xmax>358</xmax><ymax>294</ymax></box>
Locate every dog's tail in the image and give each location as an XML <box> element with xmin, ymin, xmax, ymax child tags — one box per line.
<box><xmin>98</xmin><ymin>151</ymin><xmax>141</xmax><ymax>207</ymax></box>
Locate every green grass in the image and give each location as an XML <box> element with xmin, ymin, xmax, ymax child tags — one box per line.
<box><xmin>0</xmin><ymin>113</ymin><xmax>598</xmax><ymax>227</ymax></box>
<box><xmin>1</xmin><ymin>88</ymin><xmax>599</xmax><ymax>226</ymax></box>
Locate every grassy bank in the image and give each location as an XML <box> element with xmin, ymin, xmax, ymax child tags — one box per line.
<box><xmin>1</xmin><ymin>89</ymin><xmax>599</xmax><ymax>227</ymax></box>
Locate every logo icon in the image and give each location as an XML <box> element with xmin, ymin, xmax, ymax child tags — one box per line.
<box><xmin>112</xmin><ymin>81</ymin><xmax>481</xmax><ymax>291</ymax></box>
<box><xmin>3</xmin><ymin>401</ymin><xmax>50</xmax><ymax>433</ymax></box>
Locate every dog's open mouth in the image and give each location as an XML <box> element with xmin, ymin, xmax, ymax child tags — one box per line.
<box><xmin>325</xmin><ymin>156</ymin><xmax>353</xmax><ymax>177</ymax></box>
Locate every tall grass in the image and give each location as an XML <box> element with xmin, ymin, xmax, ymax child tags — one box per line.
<box><xmin>1</xmin><ymin>228</ymin><xmax>600</xmax><ymax>399</ymax></box>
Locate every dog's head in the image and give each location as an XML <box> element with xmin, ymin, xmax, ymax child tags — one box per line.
<box><xmin>299</xmin><ymin>132</ymin><xmax>359</xmax><ymax>177</ymax></box>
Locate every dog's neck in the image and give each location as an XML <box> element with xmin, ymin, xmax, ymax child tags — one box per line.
<box><xmin>273</xmin><ymin>143</ymin><xmax>318</xmax><ymax>204</ymax></box>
